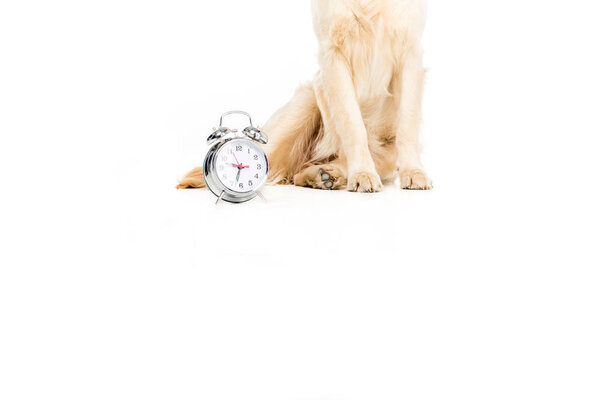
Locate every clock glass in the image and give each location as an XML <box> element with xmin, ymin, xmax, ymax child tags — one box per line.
<box><xmin>215</xmin><ymin>139</ymin><xmax>268</xmax><ymax>193</ymax></box>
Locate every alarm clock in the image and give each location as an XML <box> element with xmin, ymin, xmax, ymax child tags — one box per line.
<box><xmin>203</xmin><ymin>111</ymin><xmax>269</xmax><ymax>204</ymax></box>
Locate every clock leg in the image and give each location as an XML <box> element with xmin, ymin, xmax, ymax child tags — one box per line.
<box><xmin>256</xmin><ymin>190</ymin><xmax>267</xmax><ymax>204</ymax></box>
<box><xmin>215</xmin><ymin>190</ymin><xmax>225</xmax><ymax>205</ymax></box>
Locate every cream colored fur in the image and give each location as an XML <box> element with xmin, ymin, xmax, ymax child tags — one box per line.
<box><xmin>177</xmin><ymin>0</ymin><xmax>432</xmax><ymax>192</ymax></box>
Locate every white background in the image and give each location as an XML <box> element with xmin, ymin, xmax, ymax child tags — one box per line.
<box><xmin>1</xmin><ymin>1</ymin><xmax>599</xmax><ymax>399</ymax></box>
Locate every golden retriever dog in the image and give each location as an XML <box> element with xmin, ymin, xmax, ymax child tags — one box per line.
<box><xmin>178</xmin><ymin>0</ymin><xmax>432</xmax><ymax>192</ymax></box>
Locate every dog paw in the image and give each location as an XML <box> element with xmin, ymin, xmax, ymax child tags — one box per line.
<box><xmin>400</xmin><ymin>169</ymin><xmax>432</xmax><ymax>190</ymax></box>
<box><xmin>293</xmin><ymin>165</ymin><xmax>346</xmax><ymax>190</ymax></box>
<box><xmin>348</xmin><ymin>171</ymin><xmax>383</xmax><ymax>193</ymax></box>
<box><xmin>319</xmin><ymin>168</ymin><xmax>338</xmax><ymax>189</ymax></box>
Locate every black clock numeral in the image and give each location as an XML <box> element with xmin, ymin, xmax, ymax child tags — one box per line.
<box><xmin>248</xmin><ymin>148</ymin><xmax>251</xmax><ymax>154</ymax></box>
<box><xmin>253</xmin><ymin>155</ymin><xmax>259</xmax><ymax>160</ymax></box>
<box><xmin>254</xmin><ymin>174</ymin><xmax>259</xmax><ymax>179</ymax></box>
<box><xmin>236</xmin><ymin>145</ymin><xmax>242</xmax><ymax>152</ymax></box>
<box><xmin>239</xmin><ymin>183</ymin><xmax>244</xmax><ymax>189</ymax></box>
<box><xmin>248</xmin><ymin>181</ymin><xmax>253</xmax><ymax>186</ymax></box>
<box><xmin>257</xmin><ymin>164</ymin><xmax>262</xmax><ymax>170</ymax></box>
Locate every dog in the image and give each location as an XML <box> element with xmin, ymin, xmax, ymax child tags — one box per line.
<box><xmin>177</xmin><ymin>0</ymin><xmax>432</xmax><ymax>192</ymax></box>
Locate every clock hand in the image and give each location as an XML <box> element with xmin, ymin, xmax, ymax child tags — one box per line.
<box><xmin>236</xmin><ymin>169</ymin><xmax>241</xmax><ymax>183</ymax></box>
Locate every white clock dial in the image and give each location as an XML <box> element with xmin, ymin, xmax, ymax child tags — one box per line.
<box><xmin>215</xmin><ymin>139</ymin><xmax>268</xmax><ymax>193</ymax></box>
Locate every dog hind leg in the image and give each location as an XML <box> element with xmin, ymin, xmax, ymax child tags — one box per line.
<box><xmin>177</xmin><ymin>83</ymin><xmax>320</xmax><ymax>189</ymax></box>
<box><xmin>262</xmin><ymin>83</ymin><xmax>322</xmax><ymax>185</ymax></box>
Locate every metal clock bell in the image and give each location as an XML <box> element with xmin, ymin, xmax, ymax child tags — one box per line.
<box><xmin>203</xmin><ymin>111</ymin><xmax>269</xmax><ymax>204</ymax></box>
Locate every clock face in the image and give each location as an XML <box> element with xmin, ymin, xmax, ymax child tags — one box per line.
<box><xmin>215</xmin><ymin>139</ymin><xmax>268</xmax><ymax>193</ymax></box>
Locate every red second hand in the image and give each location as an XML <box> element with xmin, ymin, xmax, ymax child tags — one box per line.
<box><xmin>232</xmin><ymin>152</ymin><xmax>240</xmax><ymax>166</ymax></box>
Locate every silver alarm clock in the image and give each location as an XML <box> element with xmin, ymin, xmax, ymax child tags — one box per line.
<box><xmin>203</xmin><ymin>111</ymin><xmax>269</xmax><ymax>204</ymax></box>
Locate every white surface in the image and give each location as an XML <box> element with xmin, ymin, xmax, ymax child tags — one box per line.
<box><xmin>1</xmin><ymin>1</ymin><xmax>599</xmax><ymax>399</ymax></box>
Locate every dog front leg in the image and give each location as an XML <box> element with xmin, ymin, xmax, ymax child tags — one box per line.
<box><xmin>314</xmin><ymin>57</ymin><xmax>382</xmax><ymax>193</ymax></box>
<box><xmin>393</xmin><ymin>49</ymin><xmax>432</xmax><ymax>190</ymax></box>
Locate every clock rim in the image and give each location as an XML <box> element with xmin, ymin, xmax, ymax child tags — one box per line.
<box><xmin>203</xmin><ymin>137</ymin><xmax>269</xmax><ymax>203</ymax></box>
